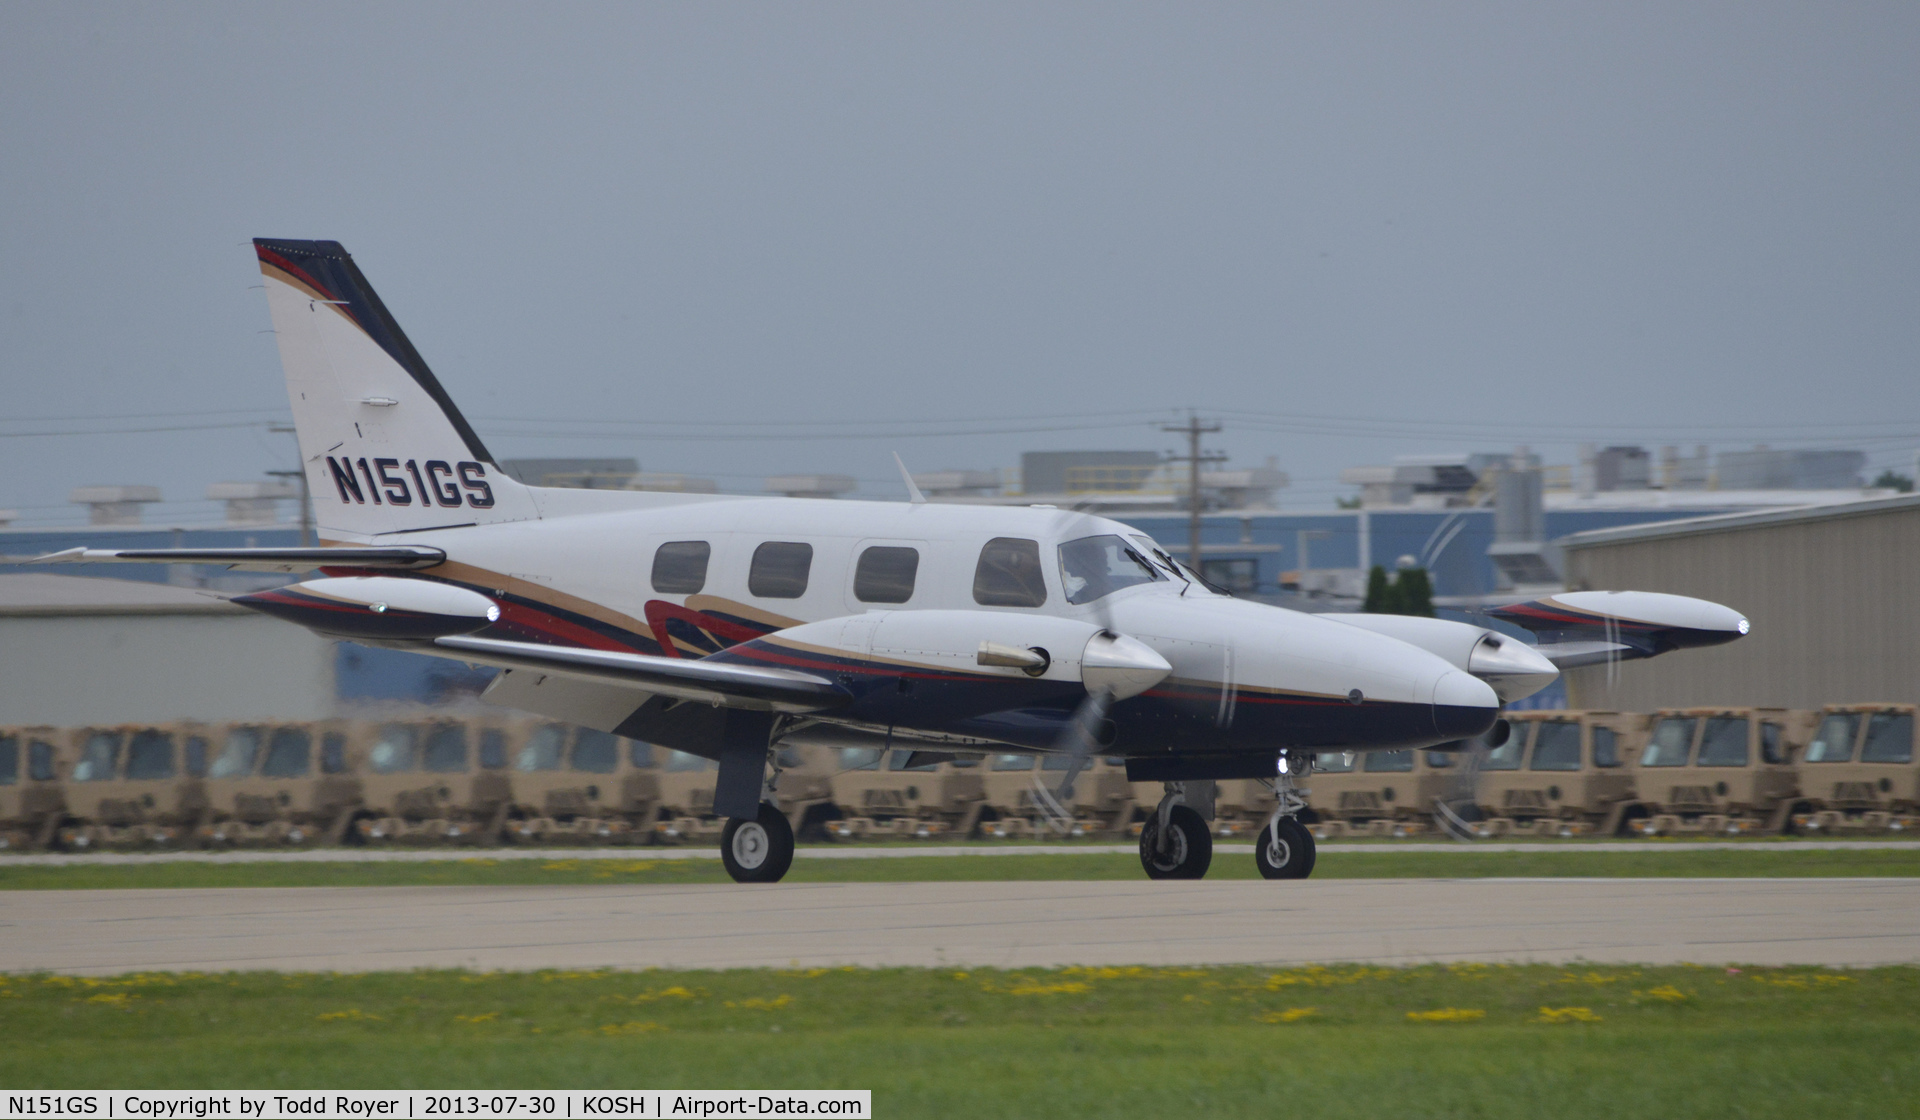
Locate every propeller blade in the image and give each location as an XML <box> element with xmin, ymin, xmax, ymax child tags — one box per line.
<box><xmin>1434</xmin><ymin>717</ymin><xmax>1507</xmax><ymax>842</ymax></box>
<box><xmin>1048</xmin><ymin>687</ymin><xmax>1113</xmax><ymax>804</ymax></box>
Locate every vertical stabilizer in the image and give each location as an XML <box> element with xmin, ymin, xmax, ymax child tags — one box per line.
<box><xmin>254</xmin><ymin>239</ymin><xmax>537</xmax><ymax>538</ymax></box>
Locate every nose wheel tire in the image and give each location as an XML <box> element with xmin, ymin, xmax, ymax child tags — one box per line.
<box><xmin>721</xmin><ymin>804</ymin><xmax>795</xmax><ymax>883</ymax></box>
<box><xmin>1255</xmin><ymin>817</ymin><xmax>1316</xmax><ymax>879</ymax></box>
<box><xmin>1139</xmin><ymin>804</ymin><xmax>1212</xmax><ymax>879</ymax></box>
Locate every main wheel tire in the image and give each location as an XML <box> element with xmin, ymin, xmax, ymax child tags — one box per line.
<box><xmin>1255</xmin><ymin>817</ymin><xmax>1316</xmax><ymax>879</ymax></box>
<box><xmin>1139</xmin><ymin>804</ymin><xmax>1212</xmax><ymax>880</ymax></box>
<box><xmin>721</xmin><ymin>803</ymin><xmax>795</xmax><ymax>883</ymax></box>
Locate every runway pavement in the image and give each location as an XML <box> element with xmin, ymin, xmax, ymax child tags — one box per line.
<box><xmin>3</xmin><ymin>878</ymin><xmax>1914</xmax><ymax>974</ymax></box>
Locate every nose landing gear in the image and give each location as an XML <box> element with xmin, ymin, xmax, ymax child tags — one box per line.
<box><xmin>1255</xmin><ymin>752</ymin><xmax>1316</xmax><ymax>880</ymax></box>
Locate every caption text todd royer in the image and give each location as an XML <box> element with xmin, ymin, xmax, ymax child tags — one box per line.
<box><xmin>6</xmin><ymin>1092</ymin><xmax>871</xmax><ymax>1119</ymax></box>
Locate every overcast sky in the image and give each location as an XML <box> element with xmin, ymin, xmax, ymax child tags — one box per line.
<box><xmin>2</xmin><ymin>2</ymin><xmax>1916</xmax><ymax>525</ymax></box>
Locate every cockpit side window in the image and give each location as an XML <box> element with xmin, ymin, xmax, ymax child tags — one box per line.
<box><xmin>973</xmin><ymin>538</ymin><xmax>1047</xmax><ymax>607</ymax></box>
<box><xmin>1058</xmin><ymin>534</ymin><xmax>1164</xmax><ymax>605</ymax></box>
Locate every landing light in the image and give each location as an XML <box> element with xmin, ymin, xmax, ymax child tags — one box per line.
<box><xmin>1737</xmin><ymin>618</ymin><xmax>1751</xmax><ymax>635</ymax></box>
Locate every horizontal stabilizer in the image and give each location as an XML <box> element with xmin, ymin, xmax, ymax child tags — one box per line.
<box><xmin>434</xmin><ymin>634</ymin><xmax>850</xmax><ymax>714</ymax></box>
<box><xmin>23</xmin><ymin>545</ymin><xmax>446</xmax><ymax>573</ymax></box>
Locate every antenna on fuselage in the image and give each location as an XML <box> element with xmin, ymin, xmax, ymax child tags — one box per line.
<box><xmin>893</xmin><ymin>452</ymin><xmax>926</xmax><ymax>505</ymax></box>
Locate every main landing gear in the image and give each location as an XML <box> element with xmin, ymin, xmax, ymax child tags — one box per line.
<box><xmin>721</xmin><ymin>803</ymin><xmax>795</xmax><ymax>883</ymax></box>
<box><xmin>1139</xmin><ymin>783</ymin><xmax>1212</xmax><ymax>879</ymax></box>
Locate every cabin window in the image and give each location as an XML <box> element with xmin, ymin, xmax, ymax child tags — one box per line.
<box><xmin>1530</xmin><ymin>722</ymin><xmax>1582</xmax><ymax>771</ymax></box>
<box><xmin>0</xmin><ymin>736</ymin><xmax>15</xmax><ymax>785</ymax></box>
<box><xmin>479</xmin><ymin>729</ymin><xmax>508</xmax><ymax>770</ymax></box>
<box><xmin>1640</xmin><ymin>718</ymin><xmax>1695</xmax><ymax>767</ymax></box>
<box><xmin>974</xmin><ymin>537</ymin><xmax>1047</xmax><ymax>607</ymax></box>
<box><xmin>367</xmin><ymin>724</ymin><xmax>419</xmax><ymax>774</ymax></box>
<box><xmin>651</xmin><ymin>541</ymin><xmax>711</xmax><ymax>594</ymax></box>
<box><xmin>126</xmin><ymin>730</ymin><xmax>177</xmax><ymax>781</ymax></box>
<box><xmin>1364</xmin><ymin>749</ymin><xmax>1415</xmax><ymax>772</ymax></box>
<box><xmin>1861</xmin><ymin>712</ymin><xmax>1914</xmax><ymax>764</ymax></box>
<box><xmin>1804</xmin><ymin>713</ymin><xmax>1859</xmax><ymax>762</ymax></box>
<box><xmin>1313</xmin><ymin>751</ymin><xmax>1355</xmax><ymax>773</ymax></box>
<box><xmin>628</xmin><ymin>740</ymin><xmax>655</xmax><ymax>769</ymax></box>
<box><xmin>261</xmin><ymin>728</ymin><xmax>312</xmax><ymax>778</ymax></box>
<box><xmin>1592</xmin><ymin>727</ymin><xmax>1621</xmax><ymax>768</ymax></box>
<box><xmin>423</xmin><ymin>724</ymin><xmax>469</xmax><ymax>773</ymax></box>
<box><xmin>185</xmin><ymin>736</ymin><xmax>209</xmax><ymax>778</ymax></box>
<box><xmin>320</xmin><ymin>733</ymin><xmax>347</xmax><ymax>774</ymax></box>
<box><xmin>571</xmin><ymin>729</ymin><xmax>619</xmax><ymax>773</ymax></box>
<box><xmin>749</xmin><ymin>542</ymin><xmax>813</xmax><ymax>598</ymax></box>
<box><xmin>666</xmin><ymin>749</ymin><xmax>714</xmax><ymax>772</ymax></box>
<box><xmin>989</xmin><ymin>753</ymin><xmax>1035</xmax><ymax>771</ymax></box>
<box><xmin>73</xmin><ymin>731</ymin><xmax>121</xmax><ymax>782</ymax></box>
<box><xmin>1696</xmin><ymin>717</ymin><xmax>1749</xmax><ymax>767</ymax></box>
<box><xmin>29</xmin><ymin>740</ymin><xmax>56</xmax><ymax>782</ymax></box>
<box><xmin>890</xmin><ymin>750</ymin><xmax>941</xmax><ymax>772</ymax></box>
<box><xmin>1760</xmin><ymin>723</ymin><xmax>1785</xmax><ymax>765</ymax></box>
<box><xmin>1058</xmin><ymin>534</ymin><xmax>1163</xmax><ymax>605</ymax></box>
<box><xmin>210</xmin><ymin>728</ymin><xmax>262</xmax><ymax>779</ymax></box>
<box><xmin>855</xmin><ymin>546</ymin><xmax>920</xmax><ymax>604</ymax></box>
<box><xmin>516</xmin><ymin>725</ymin><xmax>567</xmax><ymax>772</ymax></box>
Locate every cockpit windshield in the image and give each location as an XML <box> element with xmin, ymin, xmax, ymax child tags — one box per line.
<box><xmin>1058</xmin><ymin>534</ymin><xmax>1164</xmax><ymax>605</ymax></box>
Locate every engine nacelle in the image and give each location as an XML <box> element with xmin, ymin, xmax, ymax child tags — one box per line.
<box><xmin>234</xmin><ymin>576</ymin><xmax>499</xmax><ymax>640</ymax></box>
<box><xmin>1332</xmin><ymin>613</ymin><xmax>1560</xmax><ymax>703</ymax></box>
<box><xmin>758</xmin><ymin>610</ymin><xmax>1172</xmax><ymax>701</ymax></box>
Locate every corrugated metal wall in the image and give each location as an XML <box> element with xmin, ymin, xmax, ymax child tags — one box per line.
<box><xmin>1563</xmin><ymin>504</ymin><xmax>1920</xmax><ymax>710</ymax></box>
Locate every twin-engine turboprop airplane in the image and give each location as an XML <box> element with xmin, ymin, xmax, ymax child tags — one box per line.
<box><xmin>35</xmin><ymin>239</ymin><xmax>1751</xmax><ymax>882</ymax></box>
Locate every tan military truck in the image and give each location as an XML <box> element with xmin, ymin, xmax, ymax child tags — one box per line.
<box><xmin>1791</xmin><ymin>704</ymin><xmax>1918</xmax><ymax>834</ymax></box>
<box><xmin>1481</xmin><ymin>710</ymin><xmax>1646</xmax><ymax>836</ymax></box>
<box><xmin>1627</xmin><ymin>708</ymin><xmax>1811</xmax><ymax>836</ymax></box>
<box><xmin>827</xmin><ymin>748</ymin><xmax>988</xmax><ymax>840</ymax></box>
<box><xmin>195</xmin><ymin>720</ymin><xmax>364</xmax><ymax>845</ymax></box>
<box><xmin>974</xmin><ymin>752</ymin><xmax>1126</xmax><ymax>839</ymax></box>
<box><xmin>1301</xmin><ymin>748</ymin><xmax>1450</xmax><ymax>838</ymax></box>
<box><xmin>501</xmin><ymin>720</ymin><xmax>651</xmax><ymax>844</ymax></box>
<box><xmin>56</xmin><ymin>724</ymin><xmax>211</xmax><ymax>850</ymax></box>
<box><xmin>0</xmin><ymin>727</ymin><xmax>69</xmax><ymax>850</ymax></box>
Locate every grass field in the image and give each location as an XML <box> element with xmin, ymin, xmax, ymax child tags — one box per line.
<box><xmin>2</xmin><ymin>844</ymin><xmax>1918</xmax><ymax>889</ymax></box>
<box><xmin>1</xmin><ymin>963</ymin><xmax>1913</xmax><ymax>1116</ymax></box>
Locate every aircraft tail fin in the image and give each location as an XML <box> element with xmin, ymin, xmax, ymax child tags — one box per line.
<box><xmin>254</xmin><ymin>239</ymin><xmax>537</xmax><ymax>538</ymax></box>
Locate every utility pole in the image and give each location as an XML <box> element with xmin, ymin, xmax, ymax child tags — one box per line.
<box><xmin>1159</xmin><ymin>412</ymin><xmax>1225</xmax><ymax>572</ymax></box>
<box><xmin>267</xmin><ymin>424</ymin><xmax>312</xmax><ymax>547</ymax></box>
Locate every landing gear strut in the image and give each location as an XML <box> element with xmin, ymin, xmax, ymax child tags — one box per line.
<box><xmin>1139</xmin><ymin>783</ymin><xmax>1212</xmax><ymax>879</ymax></box>
<box><xmin>1255</xmin><ymin>752</ymin><xmax>1316</xmax><ymax>880</ymax></box>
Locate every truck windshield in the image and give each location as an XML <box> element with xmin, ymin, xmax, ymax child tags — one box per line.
<box><xmin>1312</xmin><ymin>751</ymin><xmax>1355</xmax><ymax>773</ymax></box>
<box><xmin>1363</xmin><ymin>749</ymin><xmax>1414</xmax><ymax>772</ymax></box>
<box><xmin>1641</xmin><ymin>719</ymin><xmax>1695</xmax><ymax>767</ymax></box>
<box><xmin>1058</xmin><ymin>535</ymin><xmax>1163</xmax><ymax>605</ymax></box>
<box><xmin>209</xmin><ymin>728</ymin><xmax>261</xmax><ymax>779</ymax></box>
<box><xmin>1697</xmin><ymin>718</ymin><xmax>1749</xmax><ymax>767</ymax></box>
<box><xmin>1861</xmin><ymin>712</ymin><xmax>1913</xmax><ymax>764</ymax></box>
<box><xmin>1805</xmin><ymin>713</ymin><xmax>1859</xmax><ymax>762</ymax></box>
<box><xmin>1530</xmin><ymin>722</ymin><xmax>1582</xmax><ymax>771</ymax></box>
<box><xmin>1483</xmin><ymin>733</ymin><xmax>1524</xmax><ymax>771</ymax></box>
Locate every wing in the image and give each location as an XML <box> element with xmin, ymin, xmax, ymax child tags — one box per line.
<box><xmin>1489</xmin><ymin>590</ymin><xmax>1749</xmax><ymax>668</ymax></box>
<box><xmin>23</xmin><ymin>546</ymin><xmax>446</xmax><ymax>573</ymax></box>
<box><xmin>434</xmin><ymin>634</ymin><xmax>849</xmax><ymax>714</ymax></box>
